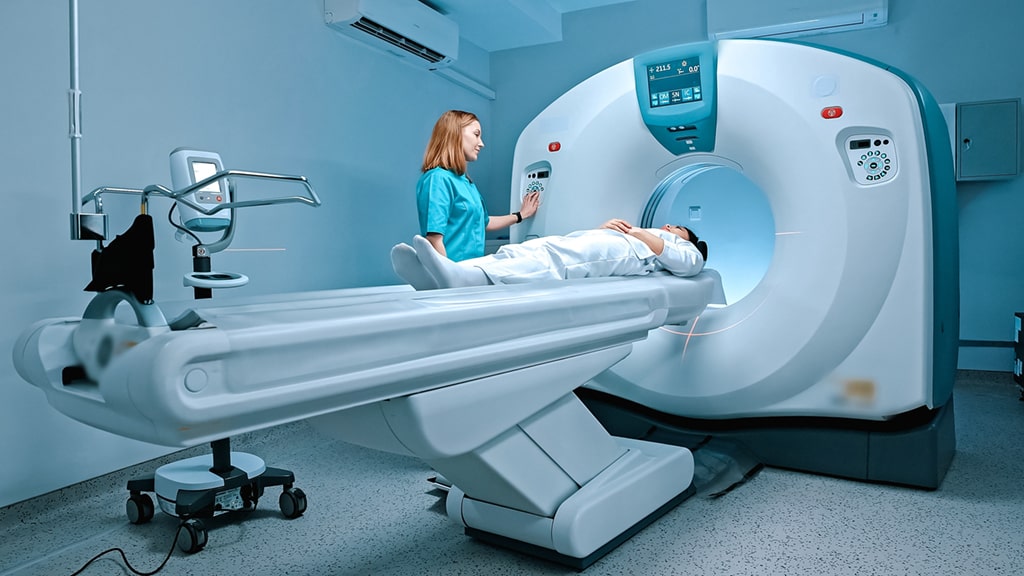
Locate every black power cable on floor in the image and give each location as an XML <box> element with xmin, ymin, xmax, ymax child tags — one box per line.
<box><xmin>68</xmin><ymin>520</ymin><xmax>185</xmax><ymax>576</ymax></box>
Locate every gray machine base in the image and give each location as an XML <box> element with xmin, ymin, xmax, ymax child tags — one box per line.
<box><xmin>578</xmin><ymin>390</ymin><xmax>956</xmax><ymax>490</ymax></box>
<box><xmin>464</xmin><ymin>484</ymin><xmax>697</xmax><ymax>571</ymax></box>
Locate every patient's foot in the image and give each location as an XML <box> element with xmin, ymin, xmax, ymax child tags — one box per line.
<box><xmin>391</xmin><ymin>243</ymin><xmax>439</xmax><ymax>290</ymax></box>
<box><xmin>412</xmin><ymin>236</ymin><xmax>490</xmax><ymax>288</ymax></box>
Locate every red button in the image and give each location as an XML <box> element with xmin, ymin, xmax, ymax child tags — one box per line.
<box><xmin>821</xmin><ymin>106</ymin><xmax>843</xmax><ymax>119</ymax></box>
<box><xmin>548</xmin><ymin>142</ymin><xmax>561</xmax><ymax>152</ymax></box>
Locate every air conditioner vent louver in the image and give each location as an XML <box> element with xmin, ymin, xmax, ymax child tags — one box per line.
<box><xmin>707</xmin><ymin>0</ymin><xmax>887</xmax><ymax>40</ymax></box>
<box><xmin>324</xmin><ymin>0</ymin><xmax>458</xmax><ymax>69</ymax></box>
<box><xmin>351</xmin><ymin>17</ymin><xmax>446</xmax><ymax>64</ymax></box>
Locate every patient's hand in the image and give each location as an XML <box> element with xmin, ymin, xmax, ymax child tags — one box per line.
<box><xmin>600</xmin><ymin>218</ymin><xmax>633</xmax><ymax>233</ymax></box>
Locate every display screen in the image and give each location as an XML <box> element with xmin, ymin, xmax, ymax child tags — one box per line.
<box><xmin>647</xmin><ymin>57</ymin><xmax>702</xmax><ymax>108</ymax></box>
<box><xmin>191</xmin><ymin>160</ymin><xmax>220</xmax><ymax>192</ymax></box>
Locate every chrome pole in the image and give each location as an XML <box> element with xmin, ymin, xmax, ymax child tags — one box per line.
<box><xmin>68</xmin><ymin>0</ymin><xmax>105</xmax><ymax>241</ymax></box>
<box><xmin>69</xmin><ymin>0</ymin><xmax>82</xmax><ymax>224</ymax></box>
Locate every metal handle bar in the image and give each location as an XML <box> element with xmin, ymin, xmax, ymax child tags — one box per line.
<box><xmin>82</xmin><ymin>170</ymin><xmax>322</xmax><ymax>215</ymax></box>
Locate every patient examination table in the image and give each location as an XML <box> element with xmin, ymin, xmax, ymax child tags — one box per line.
<box><xmin>15</xmin><ymin>272</ymin><xmax>719</xmax><ymax>566</ymax></box>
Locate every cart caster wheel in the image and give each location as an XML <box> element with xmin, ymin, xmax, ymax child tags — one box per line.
<box><xmin>126</xmin><ymin>494</ymin><xmax>154</xmax><ymax>525</ymax></box>
<box><xmin>178</xmin><ymin>519</ymin><xmax>208</xmax><ymax>554</ymax></box>
<box><xmin>279</xmin><ymin>487</ymin><xmax>307</xmax><ymax>519</ymax></box>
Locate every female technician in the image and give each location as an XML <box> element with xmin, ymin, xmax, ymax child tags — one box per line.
<box><xmin>417</xmin><ymin>110</ymin><xmax>540</xmax><ymax>261</ymax></box>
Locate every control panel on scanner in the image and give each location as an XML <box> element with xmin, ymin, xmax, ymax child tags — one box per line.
<box><xmin>633</xmin><ymin>42</ymin><xmax>718</xmax><ymax>155</ymax></box>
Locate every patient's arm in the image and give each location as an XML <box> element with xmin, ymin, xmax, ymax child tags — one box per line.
<box><xmin>599</xmin><ymin>218</ymin><xmax>632</xmax><ymax>234</ymax></box>
<box><xmin>598</xmin><ymin>219</ymin><xmax>666</xmax><ymax>255</ymax></box>
<box><xmin>653</xmin><ymin>237</ymin><xmax>705</xmax><ymax>277</ymax></box>
<box><xmin>625</xmin><ymin>228</ymin><xmax>666</xmax><ymax>255</ymax></box>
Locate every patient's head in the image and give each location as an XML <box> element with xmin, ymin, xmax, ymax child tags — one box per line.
<box><xmin>662</xmin><ymin>224</ymin><xmax>709</xmax><ymax>262</ymax></box>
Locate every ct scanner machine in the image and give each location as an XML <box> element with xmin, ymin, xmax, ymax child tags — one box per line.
<box><xmin>508</xmin><ymin>39</ymin><xmax>959</xmax><ymax>492</ymax></box>
<box><xmin>12</xmin><ymin>39</ymin><xmax>957</xmax><ymax>567</ymax></box>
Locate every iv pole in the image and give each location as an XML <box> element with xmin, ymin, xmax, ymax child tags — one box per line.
<box><xmin>69</xmin><ymin>0</ymin><xmax>80</xmax><ymax>217</ymax></box>
<box><xmin>68</xmin><ymin>0</ymin><xmax>107</xmax><ymax>241</ymax></box>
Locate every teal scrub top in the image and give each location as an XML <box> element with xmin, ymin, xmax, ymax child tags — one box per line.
<box><xmin>416</xmin><ymin>167</ymin><xmax>489</xmax><ymax>261</ymax></box>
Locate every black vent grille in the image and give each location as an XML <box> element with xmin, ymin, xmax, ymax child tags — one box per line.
<box><xmin>352</xmin><ymin>17</ymin><xmax>446</xmax><ymax>64</ymax></box>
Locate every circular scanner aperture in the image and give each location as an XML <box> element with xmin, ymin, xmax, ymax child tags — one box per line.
<box><xmin>642</xmin><ymin>164</ymin><xmax>773</xmax><ymax>304</ymax></box>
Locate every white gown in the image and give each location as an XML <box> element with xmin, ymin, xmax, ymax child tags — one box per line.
<box><xmin>465</xmin><ymin>229</ymin><xmax>704</xmax><ymax>284</ymax></box>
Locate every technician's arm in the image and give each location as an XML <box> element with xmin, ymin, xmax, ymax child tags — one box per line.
<box><xmin>485</xmin><ymin>191</ymin><xmax>540</xmax><ymax>231</ymax></box>
<box><xmin>426</xmin><ymin>233</ymin><xmax>447</xmax><ymax>256</ymax></box>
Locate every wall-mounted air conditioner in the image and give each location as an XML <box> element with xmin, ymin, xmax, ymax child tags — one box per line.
<box><xmin>708</xmin><ymin>0</ymin><xmax>888</xmax><ymax>41</ymax></box>
<box><xmin>324</xmin><ymin>0</ymin><xmax>459</xmax><ymax>69</ymax></box>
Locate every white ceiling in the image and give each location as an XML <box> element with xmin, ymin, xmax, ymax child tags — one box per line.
<box><xmin>426</xmin><ymin>0</ymin><xmax>637</xmax><ymax>51</ymax></box>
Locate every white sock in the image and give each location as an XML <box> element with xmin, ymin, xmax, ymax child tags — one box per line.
<box><xmin>412</xmin><ymin>235</ymin><xmax>490</xmax><ymax>288</ymax></box>
<box><xmin>390</xmin><ymin>243</ymin><xmax>438</xmax><ymax>290</ymax></box>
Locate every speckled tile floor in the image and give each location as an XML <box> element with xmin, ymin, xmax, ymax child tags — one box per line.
<box><xmin>2</xmin><ymin>370</ymin><xmax>1022</xmax><ymax>576</ymax></box>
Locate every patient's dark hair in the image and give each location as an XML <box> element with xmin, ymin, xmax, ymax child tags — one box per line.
<box><xmin>681</xmin><ymin>226</ymin><xmax>709</xmax><ymax>262</ymax></box>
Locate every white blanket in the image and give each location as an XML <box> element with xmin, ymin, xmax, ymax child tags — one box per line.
<box><xmin>466</xmin><ymin>228</ymin><xmax>704</xmax><ymax>284</ymax></box>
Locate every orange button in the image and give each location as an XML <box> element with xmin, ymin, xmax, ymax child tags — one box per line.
<box><xmin>548</xmin><ymin>142</ymin><xmax>561</xmax><ymax>152</ymax></box>
<box><xmin>821</xmin><ymin>106</ymin><xmax>843</xmax><ymax>119</ymax></box>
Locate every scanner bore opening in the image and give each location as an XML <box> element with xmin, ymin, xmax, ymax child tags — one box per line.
<box><xmin>640</xmin><ymin>164</ymin><xmax>774</xmax><ymax>304</ymax></box>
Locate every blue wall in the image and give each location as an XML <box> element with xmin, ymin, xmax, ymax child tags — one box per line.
<box><xmin>2</xmin><ymin>0</ymin><xmax>1022</xmax><ymax>506</ymax></box>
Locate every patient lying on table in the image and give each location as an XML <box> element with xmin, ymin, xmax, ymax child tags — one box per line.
<box><xmin>392</xmin><ymin>218</ymin><xmax>708</xmax><ymax>290</ymax></box>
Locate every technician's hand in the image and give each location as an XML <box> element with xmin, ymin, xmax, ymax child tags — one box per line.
<box><xmin>520</xmin><ymin>191</ymin><xmax>540</xmax><ymax>219</ymax></box>
<box><xmin>600</xmin><ymin>218</ymin><xmax>633</xmax><ymax>233</ymax></box>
